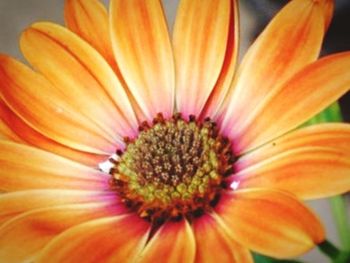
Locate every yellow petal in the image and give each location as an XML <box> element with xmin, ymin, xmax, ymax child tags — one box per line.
<box><xmin>37</xmin><ymin>214</ymin><xmax>150</xmax><ymax>263</ymax></box>
<box><xmin>215</xmin><ymin>188</ymin><xmax>324</xmax><ymax>258</ymax></box>
<box><xmin>236</xmin><ymin>147</ymin><xmax>350</xmax><ymax>199</ymax></box>
<box><xmin>173</xmin><ymin>0</ymin><xmax>231</xmax><ymax>117</ymax></box>
<box><xmin>193</xmin><ymin>213</ymin><xmax>253</xmax><ymax>263</ymax></box>
<box><xmin>20</xmin><ymin>22</ymin><xmax>138</xmax><ymax>141</ymax></box>
<box><xmin>200</xmin><ymin>0</ymin><xmax>239</xmax><ymax>119</ymax></box>
<box><xmin>0</xmin><ymin>98</ymin><xmax>108</xmax><ymax>166</ymax></box>
<box><xmin>0</xmin><ymin>203</ymin><xmax>122</xmax><ymax>263</ymax></box>
<box><xmin>0</xmin><ymin>189</ymin><xmax>117</xmax><ymax>226</ymax></box>
<box><xmin>139</xmin><ymin>220</ymin><xmax>196</xmax><ymax>263</ymax></box>
<box><xmin>220</xmin><ymin>0</ymin><xmax>332</xmax><ymax>145</ymax></box>
<box><xmin>110</xmin><ymin>0</ymin><xmax>175</xmax><ymax>120</ymax></box>
<box><xmin>0</xmin><ymin>141</ymin><xmax>110</xmax><ymax>192</ymax></box>
<box><xmin>231</xmin><ymin>52</ymin><xmax>350</xmax><ymax>154</ymax></box>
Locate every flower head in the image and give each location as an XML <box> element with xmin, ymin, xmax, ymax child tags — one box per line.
<box><xmin>0</xmin><ymin>0</ymin><xmax>349</xmax><ymax>262</ymax></box>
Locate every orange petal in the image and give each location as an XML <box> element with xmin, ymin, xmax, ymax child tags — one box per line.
<box><xmin>235</xmin><ymin>147</ymin><xmax>350</xmax><ymax>199</ymax></box>
<box><xmin>0</xmin><ymin>55</ymin><xmax>118</xmax><ymax>154</ymax></box>
<box><xmin>322</xmin><ymin>0</ymin><xmax>334</xmax><ymax>31</ymax></box>
<box><xmin>193</xmin><ymin>214</ymin><xmax>253</xmax><ymax>263</ymax></box>
<box><xmin>0</xmin><ymin>141</ymin><xmax>111</xmax><ymax>192</ymax></box>
<box><xmin>230</xmin><ymin>52</ymin><xmax>350</xmax><ymax>154</ymax></box>
<box><xmin>173</xmin><ymin>0</ymin><xmax>231</xmax><ymax>117</ymax></box>
<box><xmin>139</xmin><ymin>220</ymin><xmax>195</xmax><ymax>263</ymax></box>
<box><xmin>65</xmin><ymin>0</ymin><xmax>115</xmax><ymax>67</ymax></box>
<box><xmin>0</xmin><ymin>120</ymin><xmax>22</xmax><ymax>142</ymax></box>
<box><xmin>20</xmin><ymin>22</ymin><xmax>138</xmax><ymax>140</ymax></box>
<box><xmin>214</xmin><ymin>188</ymin><xmax>324</xmax><ymax>258</ymax></box>
<box><xmin>200</xmin><ymin>0</ymin><xmax>239</xmax><ymax>119</ymax></box>
<box><xmin>0</xmin><ymin>99</ymin><xmax>28</xmax><ymax>143</ymax></box>
<box><xmin>64</xmin><ymin>0</ymin><xmax>146</xmax><ymax>122</ymax></box>
<box><xmin>110</xmin><ymin>0</ymin><xmax>175</xmax><ymax>120</ymax></box>
<box><xmin>0</xmin><ymin>98</ymin><xmax>108</xmax><ymax>166</ymax></box>
<box><xmin>0</xmin><ymin>100</ymin><xmax>24</xmax><ymax>142</ymax></box>
<box><xmin>236</xmin><ymin>123</ymin><xmax>350</xmax><ymax>170</ymax></box>
<box><xmin>0</xmin><ymin>202</ymin><xmax>124</xmax><ymax>263</ymax></box>
<box><xmin>37</xmin><ymin>214</ymin><xmax>150</xmax><ymax>263</ymax></box>
<box><xmin>220</xmin><ymin>0</ymin><xmax>332</xmax><ymax>146</ymax></box>
<box><xmin>0</xmin><ymin>189</ymin><xmax>117</xmax><ymax>226</ymax></box>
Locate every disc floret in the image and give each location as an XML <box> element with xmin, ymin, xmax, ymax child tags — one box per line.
<box><xmin>111</xmin><ymin>114</ymin><xmax>234</xmax><ymax>222</ymax></box>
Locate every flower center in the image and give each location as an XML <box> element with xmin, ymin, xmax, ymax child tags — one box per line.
<box><xmin>110</xmin><ymin>114</ymin><xmax>235</xmax><ymax>223</ymax></box>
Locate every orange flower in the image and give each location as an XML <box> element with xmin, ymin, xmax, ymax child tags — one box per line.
<box><xmin>0</xmin><ymin>0</ymin><xmax>349</xmax><ymax>262</ymax></box>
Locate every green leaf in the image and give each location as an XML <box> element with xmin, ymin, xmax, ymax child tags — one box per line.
<box><xmin>334</xmin><ymin>251</ymin><xmax>350</xmax><ymax>263</ymax></box>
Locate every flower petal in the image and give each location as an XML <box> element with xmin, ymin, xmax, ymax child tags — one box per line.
<box><xmin>200</xmin><ymin>0</ymin><xmax>239</xmax><ymax>119</ymax></box>
<box><xmin>0</xmin><ymin>101</ymin><xmax>24</xmax><ymax>142</ymax></box>
<box><xmin>193</xmin><ymin>214</ymin><xmax>253</xmax><ymax>263</ymax></box>
<box><xmin>214</xmin><ymin>188</ymin><xmax>324</xmax><ymax>258</ymax></box>
<box><xmin>0</xmin><ymin>98</ymin><xmax>108</xmax><ymax>166</ymax></box>
<box><xmin>322</xmin><ymin>0</ymin><xmax>334</xmax><ymax>31</ymax></box>
<box><xmin>0</xmin><ymin>119</ymin><xmax>22</xmax><ymax>142</ymax></box>
<box><xmin>173</xmin><ymin>0</ymin><xmax>231</xmax><ymax>117</ymax></box>
<box><xmin>64</xmin><ymin>0</ymin><xmax>115</xmax><ymax>67</ymax></box>
<box><xmin>220</xmin><ymin>0</ymin><xmax>332</xmax><ymax>147</ymax></box>
<box><xmin>0</xmin><ymin>55</ymin><xmax>118</xmax><ymax>154</ymax></box>
<box><xmin>0</xmin><ymin>189</ymin><xmax>117</xmax><ymax>226</ymax></box>
<box><xmin>235</xmin><ymin>147</ymin><xmax>350</xmax><ymax>199</ymax></box>
<box><xmin>110</xmin><ymin>0</ymin><xmax>175</xmax><ymax>120</ymax></box>
<box><xmin>236</xmin><ymin>123</ymin><xmax>350</xmax><ymax>170</ymax></box>
<box><xmin>20</xmin><ymin>22</ymin><xmax>138</xmax><ymax>141</ymax></box>
<box><xmin>0</xmin><ymin>202</ymin><xmax>123</xmax><ymax>263</ymax></box>
<box><xmin>37</xmin><ymin>214</ymin><xmax>149</xmax><ymax>263</ymax></box>
<box><xmin>65</xmin><ymin>0</ymin><xmax>147</xmax><ymax>122</ymax></box>
<box><xmin>0</xmin><ymin>141</ymin><xmax>110</xmax><ymax>192</ymax></box>
<box><xmin>231</xmin><ymin>52</ymin><xmax>350</xmax><ymax>154</ymax></box>
<box><xmin>139</xmin><ymin>220</ymin><xmax>195</xmax><ymax>263</ymax></box>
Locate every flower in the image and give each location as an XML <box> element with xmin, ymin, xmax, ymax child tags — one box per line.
<box><xmin>0</xmin><ymin>0</ymin><xmax>349</xmax><ymax>262</ymax></box>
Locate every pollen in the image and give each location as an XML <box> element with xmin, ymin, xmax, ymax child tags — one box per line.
<box><xmin>110</xmin><ymin>113</ymin><xmax>235</xmax><ymax>223</ymax></box>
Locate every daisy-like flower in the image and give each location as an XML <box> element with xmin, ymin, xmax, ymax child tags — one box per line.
<box><xmin>0</xmin><ymin>0</ymin><xmax>349</xmax><ymax>262</ymax></box>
